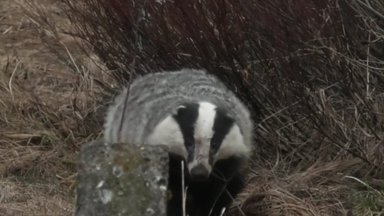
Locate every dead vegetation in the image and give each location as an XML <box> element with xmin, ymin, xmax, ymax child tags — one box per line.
<box><xmin>0</xmin><ymin>0</ymin><xmax>107</xmax><ymax>215</ymax></box>
<box><xmin>0</xmin><ymin>0</ymin><xmax>384</xmax><ymax>215</ymax></box>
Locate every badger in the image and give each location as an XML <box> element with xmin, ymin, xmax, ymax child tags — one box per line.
<box><xmin>104</xmin><ymin>69</ymin><xmax>253</xmax><ymax>216</ymax></box>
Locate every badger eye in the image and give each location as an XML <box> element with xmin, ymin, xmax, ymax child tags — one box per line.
<box><xmin>210</xmin><ymin>138</ymin><xmax>220</xmax><ymax>150</ymax></box>
<box><xmin>184</xmin><ymin>139</ymin><xmax>194</xmax><ymax>151</ymax></box>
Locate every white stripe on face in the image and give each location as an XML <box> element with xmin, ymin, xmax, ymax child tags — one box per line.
<box><xmin>194</xmin><ymin>102</ymin><xmax>216</xmax><ymax>141</ymax></box>
<box><xmin>187</xmin><ymin>102</ymin><xmax>216</xmax><ymax>174</ymax></box>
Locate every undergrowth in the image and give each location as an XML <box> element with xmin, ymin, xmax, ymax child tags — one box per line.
<box><xmin>0</xmin><ymin>0</ymin><xmax>383</xmax><ymax>215</ymax></box>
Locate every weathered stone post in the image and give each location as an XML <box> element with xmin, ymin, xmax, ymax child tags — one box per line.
<box><xmin>75</xmin><ymin>140</ymin><xmax>169</xmax><ymax>216</ymax></box>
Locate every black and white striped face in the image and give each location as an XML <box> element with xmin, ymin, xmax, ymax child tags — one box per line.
<box><xmin>147</xmin><ymin>101</ymin><xmax>249</xmax><ymax>181</ymax></box>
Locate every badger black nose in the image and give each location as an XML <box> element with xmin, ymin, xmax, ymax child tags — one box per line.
<box><xmin>190</xmin><ymin>164</ymin><xmax>210</xmax><ymax>181</ymax></box>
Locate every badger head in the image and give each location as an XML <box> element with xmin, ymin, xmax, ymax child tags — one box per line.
<box><xmin>147</xmin><ymin>101</ymin><xmax>250</xmax><ymax>181</ymax></box>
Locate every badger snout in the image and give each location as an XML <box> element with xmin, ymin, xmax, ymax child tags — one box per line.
<box><xmin>188</xmin><ymin>155</ymin><xmax>212</xmax><ymax>181</ymax></box>
<box><xmin>189</xmin><ymin>164</ymin><xmax>210</xmax><ymax>181</ymax></box>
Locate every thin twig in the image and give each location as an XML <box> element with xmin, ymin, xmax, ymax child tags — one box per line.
<box><xmin>366</xmin><ymin>31</ymin><xmax>371</xmax><ymax>99</ymax></box>
<box><xmin>8</xmin><ymin>60</ymin><xmax>21</xmax><ymax>101</ymax></box>
<box><xmin>344</xmin><ymin>175</ymin><xmax>384</xmax><ymax>196</ymax></box>
<box><xmin>181</xmin><ymin>160</ymin><xmax>186</xmax><ymax>216</ymax></box>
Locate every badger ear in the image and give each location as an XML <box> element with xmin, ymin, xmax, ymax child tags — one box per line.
<box><xmin>177</xmin><ymin>105</ymin><xmax>187</xmax><ymax>110</ymax></box>
<box><xmin>170</xmin><ymin>105</ymin><xmax>186</xmax><ymax>115</ymax></box>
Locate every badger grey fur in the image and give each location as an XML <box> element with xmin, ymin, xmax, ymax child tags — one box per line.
<box><xmin>104</xmin><ymin>69</ymin><xmax>253</xmax><ymax>216</ymax></box>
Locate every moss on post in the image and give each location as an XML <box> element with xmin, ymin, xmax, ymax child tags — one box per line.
<box><xmin>76</xmin><ymin>140</ymin><xmax>169</xmax><ymax>216</ymax></box>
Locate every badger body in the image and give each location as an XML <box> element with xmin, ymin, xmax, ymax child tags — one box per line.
<box><xmin>104</xmin><ymin>69</ymin><xmax>253</xmax><ymax>216</ymax></box>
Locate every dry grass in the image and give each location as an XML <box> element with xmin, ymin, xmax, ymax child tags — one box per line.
<box><xmin>0</xmin><ymin>0</ymin><xmax>109</xmax><ymax>215</ymax></box>
<box><xmin>0</xmin><ymin>178</ymin><xmax>73</xmax><ymax>216</ymax></box>
<box><xmin>230</xmin><ymin>159</ymin><xmax>363</xmax><ymax>216</ymax></box>
<box><xmin>1</xmin><ymin>0</ymin><xmax>384</xmax><ymax>215</ymax></box>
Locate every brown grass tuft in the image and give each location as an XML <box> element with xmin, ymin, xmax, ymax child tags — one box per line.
<box><xmin>0</xmin><ymin>0</ymin><xmax>110</xmax><ymax>214</ymax></box>
<box><xmin>228</xmin><ymin>159</ymin><xmax>361</xmax><ymax>215</ymax></box>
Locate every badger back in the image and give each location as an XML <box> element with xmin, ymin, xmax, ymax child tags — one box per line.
<box><xmin>104</xmin><ymin>69</ymin><xmax>253</xmax><ymax>150</ymax></box>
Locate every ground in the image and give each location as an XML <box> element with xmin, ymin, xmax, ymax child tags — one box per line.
<box><xmin>0</xmin><ymin>0</ymin><xmax>95</xmax><ymax>215</ymax></box>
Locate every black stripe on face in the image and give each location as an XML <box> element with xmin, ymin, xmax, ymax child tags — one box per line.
<box><xmin>172</xmin><ymin>103</ymin><xmax>199</xmax><ymax>161</ymax></box>
<box><xmin>211</xmin><ymin>108</ymin><xmax>234</xmax><ymax>155</ymax></box>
